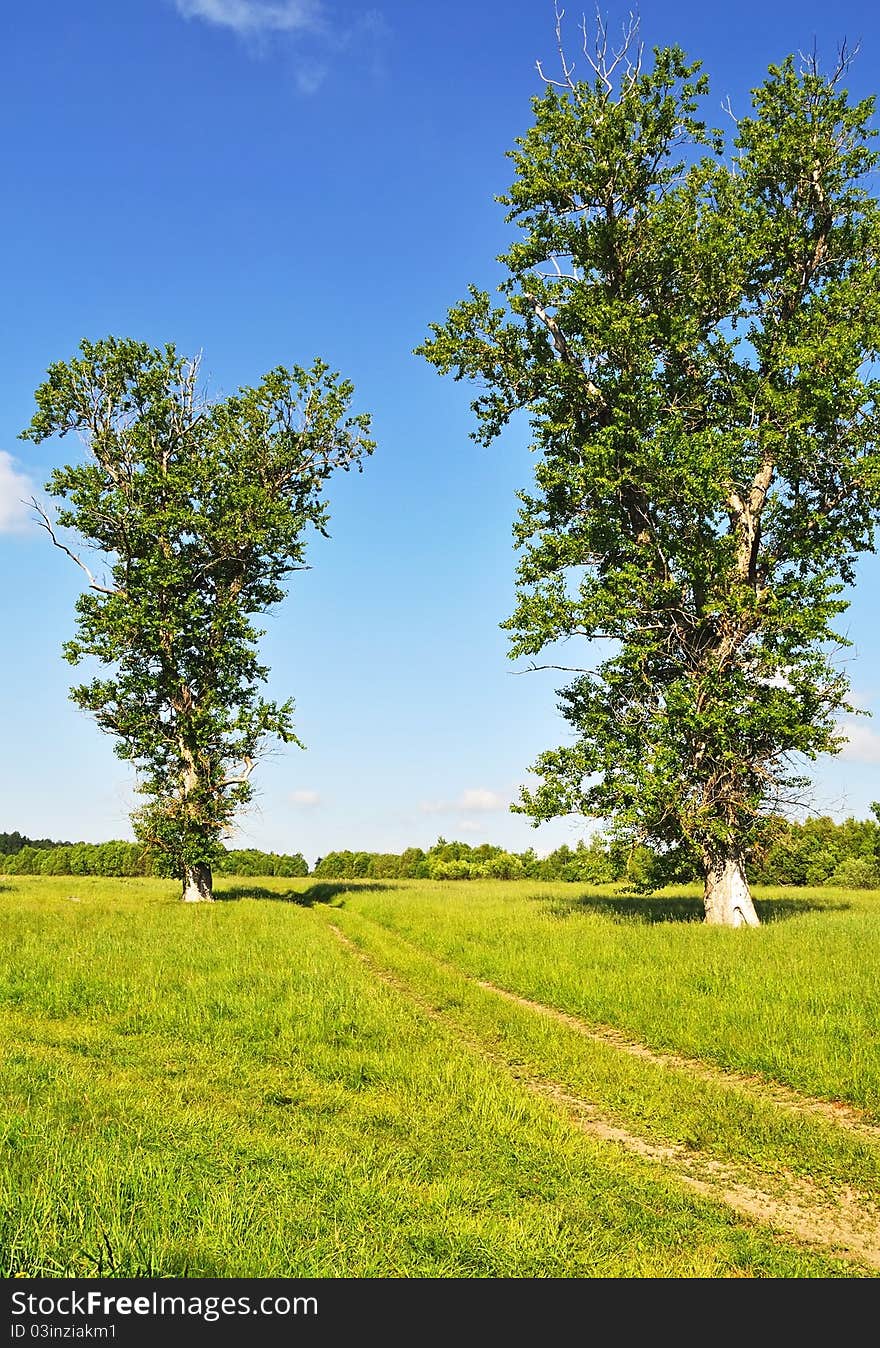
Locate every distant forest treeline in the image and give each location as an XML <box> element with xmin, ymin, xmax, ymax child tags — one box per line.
<box><xmin>0</xmin><ymin>833</ymin><xmax>307</xmax><ymax>879</ymax></box>
<box><xmin>311</xmin><ymin>818</ymin><xmax>880</xmax><ymax>888</ymax></box>
<box><xmin>2</xmin><ymin>815</ymin><xmax>880</xmax><ymax>887</ymax></box>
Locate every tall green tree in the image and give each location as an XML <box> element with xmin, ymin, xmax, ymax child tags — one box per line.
<box><xmin>23</xmin><ymin>338</ymin><xmax>372</xmax><ymax>901</ymax></box>
<box><xmin>420</xmin><ymin>26</ymin><xmax>880</xmax><ymax>924</ymax></box>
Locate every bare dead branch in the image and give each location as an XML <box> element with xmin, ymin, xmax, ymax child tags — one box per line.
<box><xmin>514</xmin><ymin>663</ymin><xmax>595</xmax><ymax>675</ymax></box>
<box><xmin>798</xmin><ymin>37</ymin><xmax>860</xmax><ymax>85</ymax></box>
<box><xmin>523</xmin><ymin>292</ymin><xmax>608</xmax><ymax>409</ymax></box>
<box><xmin>536</xmin><ymin>4</ymin><xmax>642</xmax><ymax>98</ymax></box>
<box><xmin>30</xmin><ymin>499</ymin><xmax>123</xmax><ymax>597</ymax></box>
<box><xmin>536</xmin><ymin>2</ymin><xmax>579</xmax><ymax>94</ymax></box>
<box><xmin>582</xmin><ymin>7</ymin><xmax>642</xmax><ymax>91</ymax></box>
<box><xmin>220</xmin><ymin>756</ymin><xmax>257</xmax><ymax>790</ymax></box>
<box><xmin>720</xmin><ymin>94</ymin><xmax>738</xmax><ymax>126</ymax></box>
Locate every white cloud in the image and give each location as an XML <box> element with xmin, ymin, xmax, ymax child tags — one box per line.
<box><xmin>458</xmin><ymin>788</ymin><xmax>506</xmax><ymax>812</ymax></box>
<box><xmin>420</xmin><ymin>788</ymin><xmax>507</xmax><ymax>815</ymax></box>
<box><xmin>0</xmin><ymin>452</ymin><xmax>34</xmax><ymax>534</ymax></box>
<box><xmin>173</xmin><ymin>0</ymin><xmax>321</xmax><ymax>34</ymax></box>
<box><xmin>289</xmin><ymin>788</ymin><xmax>321</xmax><ymax>807</ymax></box>
<box><xmin>837</xmin><ymin>720</ymin><xmax>880</xmax><ymax>764</ymax></box>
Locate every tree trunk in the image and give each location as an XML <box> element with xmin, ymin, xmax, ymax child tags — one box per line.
<box><xmin>182</xmin><ymin>862</ymin><xmax>213</xmax><ymax>902</ymax></box>
<box><xmin>702</xmin><ymin>854</ymin><xmax>760</xmax><ymax>927</ymax></box>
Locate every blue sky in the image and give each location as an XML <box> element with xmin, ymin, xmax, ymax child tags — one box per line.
<box><xmin>2</xmin><ymin>0</ymin><xmax>879</xmax><ymax>864</ymax></box>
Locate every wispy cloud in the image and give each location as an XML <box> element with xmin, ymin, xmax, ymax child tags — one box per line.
<box><xmin>458</xmin><ymin>788</ymin><xmax>506</xmax><ymax>812</ymax></box>
<box><xmin>173</xmin><ymin>0</ymin><xmax>322</xmax><ymax>35</ymax></box>
<box><xmin>0</xmin><ymin>452</ymin><xmax>34</xmax><ymax>535</ymax></box>
<box><xmin>289</xmin><ymin>788</ymin><xmax>322</xmax><ymax>807</ymax></box>
<box><xmin>837</xmin><ymin>719</ymin><xmax>880</xmax><ymax>764</ymax></box>
<box><xmin>420</xmin><ymin>788</ymin><xmax>507</xmax><ymax>815</ymax></box>
<box><xmin>171</xmin><ymin>1</ymin><xmax>389</xmax><ymax>96</ymax></box>
<box><xmin>293</xmin><ymin>62</ymin><xmax>328</xmax><ymax>94</ymax></box>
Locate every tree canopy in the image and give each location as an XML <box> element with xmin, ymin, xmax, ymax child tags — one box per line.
<box><xmin>420</xmin><ymin>28</ymin><xmax>880</xmax><ymax>924</ymax></box>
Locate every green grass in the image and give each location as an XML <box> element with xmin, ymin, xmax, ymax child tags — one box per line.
<box><xmin>334</xmin><ymin>877</ymin><xmax>880</xmax><ymax>1114</ymax></box>
<box><xmin>0</xmin><ymin>874</ymin><xmax>875</xmax><ymax>1278</ymax></box>
<box><xmin>320</xmin><ymin>905</ymin><xmax>880</xmax><ymax>1199</ymax></box>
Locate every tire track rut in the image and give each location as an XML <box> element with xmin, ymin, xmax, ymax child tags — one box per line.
<box><xmin>474</xmin><ymin>978</ymin><xmax>880</xmax><ymax>1142</ymax></box>
<box><xmin>327</xmin><ymin>920</ymin><xmax>880</xmax><ymax>1272</ymax></box>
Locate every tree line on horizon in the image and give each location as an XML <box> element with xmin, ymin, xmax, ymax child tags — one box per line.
<box><xmin>0</xmin><ymin>833</ymin><xmax>307</xmax><ymax>879</ymax></box>
<box><xmin>3</xmin><ymin>816</ymin><xmax>879</xmax><ymax>888</ymax></box>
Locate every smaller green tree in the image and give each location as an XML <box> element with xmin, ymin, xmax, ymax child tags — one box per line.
<box><xmin>399</xmin><ymin>847</ymin><xmax>428</xmax><ymax>878</ymax></box>
<box><xmin>486</xmin><ymin>851</ymin><xmax>525</xmax><ymax>880</ymax></box>
<box><xmin>272</xmin><ymin>852</ymin><xmax>309</xmax><ymax>878</ymax></box>
<box><xmin>23</xmin><ymin>338</ymin><xmax>372</xmax><ymax>901</ymax></box>
<box><xmin>6</xmin><ymin>847</ymin><xmax>39</xmax><ymax>875</ymax></box>
<box><xmin>39</xmin><ymin>847</ymin><xmax>72</xmax><ymax>875</ymax></box>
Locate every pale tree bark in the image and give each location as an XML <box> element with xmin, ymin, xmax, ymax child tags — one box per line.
<box><xmin>182</xmin><ymin>862</ymin><xmax>213</xmax><ymax>902</ymax></box>
<box><xmin>177</xmin><ymin>741</ymin><xmax>215</xmax><ymax>901</ymax></box>
<box><xmin>702</xmin><ymin>854</ymin><xmax>760</xmax><ymax>927</ymax></box>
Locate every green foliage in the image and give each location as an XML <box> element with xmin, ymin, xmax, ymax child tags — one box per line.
<box><xmin>419</xmin><ymin>38</ymin><xmax>880</xmax><ymax>892</ymax></box>
<box><xmin>216</xmin><ymin>848</ymin><xmax>308</xmax><ymax>878</ymax></box>
<box><xmin>829</xmin><ymin>857</ymin><xmax>880</xmax><ymax>890</ymax></box>
<box><xmin>313</xmin><ymin>836</ymin><xmax>628</xmax><ymax>882</ymax></box>
<box><xmin>750</xmin><ymin>814</ymin><xmax>880</xmax><ymax>887</ymax></box>
<box><xmin>22</xmin><ymin>338</ymin><xmax>372</xmax><ymax>887</ymax></box>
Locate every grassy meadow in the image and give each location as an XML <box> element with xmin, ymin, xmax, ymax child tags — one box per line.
<box><xmin>1</xmin><ymin>873</ymin><xmax>878</xmax><ymax>1278</ymax></box>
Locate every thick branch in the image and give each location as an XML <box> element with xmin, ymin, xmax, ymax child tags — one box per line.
<box><xmin>220</xmin><ymin>756</ymin><xmax>256</xmax><ymax>790</ymax></box>
<box><xmin>523</xmin><ymin>292</ymin><xmax>608</xmax><ymax>409</ymax></box>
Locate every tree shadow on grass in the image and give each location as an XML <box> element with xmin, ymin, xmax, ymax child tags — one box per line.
<box><xmin>543</xmin><ymin>891</ymin><xmax>852</xmax><ymax>925</ymax></box>
<box><xmin>217</xmin><ymin>881</ymin><xmax>396</xmax><ymax>907</ymax></box>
